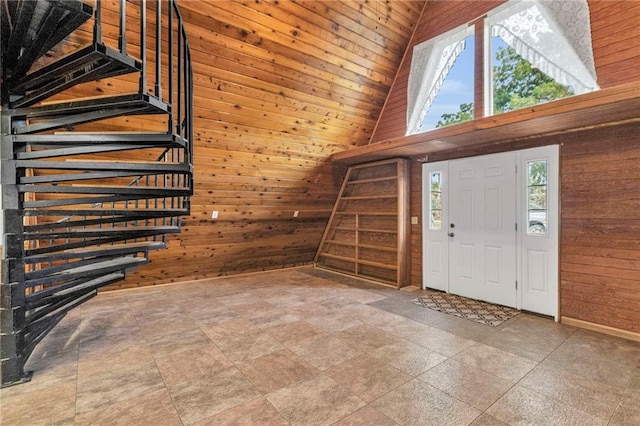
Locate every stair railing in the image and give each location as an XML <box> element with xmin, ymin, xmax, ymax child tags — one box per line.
<box><xmin>1</xmin><ymin>0</ymin><xmax>193</xmax><ymax>386</ymax></box>
<box><xmin>91</xmin><ymin>0</ymin><xmax>193</xmax><ymax>143</ymax></box>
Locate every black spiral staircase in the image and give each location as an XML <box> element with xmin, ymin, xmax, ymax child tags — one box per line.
<box><xmin>1</xmin><ymin>0</ymin><xmax>193</xmax><ymax>386</ymax></box>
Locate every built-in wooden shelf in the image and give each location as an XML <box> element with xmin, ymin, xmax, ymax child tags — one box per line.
<box><xmin>332</xmin><ymin>82</ymin><xmax>640</xmax><ymax>165</ymax></box>
<box><xmin>314</xmin><ymin>158</ymin><xmax>410</xmax><ymax>288</ymax></box>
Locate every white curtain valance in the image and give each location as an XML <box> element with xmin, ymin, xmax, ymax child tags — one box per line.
<box><xmin>488</xmin><ymin>0</ymin><xmax>599</xmax><ymax>95</ymax></box>
<box><xmin>406</xmin><ymin>25</ymin><xmax>471</xmax><ymax>134</ymax></box>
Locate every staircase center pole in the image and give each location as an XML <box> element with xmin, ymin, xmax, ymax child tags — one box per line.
<box><xmin>0</xmin><ymin>111</ymin><xmax>30</xmax><ymax>387</ymax></box>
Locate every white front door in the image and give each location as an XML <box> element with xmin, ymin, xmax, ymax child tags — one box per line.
<box><xmin>422</xmin><ymin>147</ymin><xmax>559</xmax><ymax>318</ymax></box>
<box><xmin>448</xmin><ymin>152</ymin><xmax>517</xmax><ymax>308</ymax></box>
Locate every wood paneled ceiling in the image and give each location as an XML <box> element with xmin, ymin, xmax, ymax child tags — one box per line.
<box><xmin>114</xmin><ymin>0</ymin><xmax>426</xmax><ymax>286</ymax></box>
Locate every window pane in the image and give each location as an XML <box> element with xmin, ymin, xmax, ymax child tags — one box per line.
<box><xmin>420</xmin><ymin>35</ymin><xmax>475</xmax><ymax>131</ymax></box>
<box><xmin>528</xmin><ymin>210</ymin><xmax>547</xmax><ymax>234</ymax></box>
<box><xmin>491</xmin><ymin>35</ymin><xmax>574</xmax><ymax>115</ymax></box>
<box><xmin>429</xmin><ymin>172</ymin><xmax>442</xmax><ymax>230</ymax></box>
<box><xmin>431</xmin><ymin>210</ymin><xmax>442</xmax><ymax>230</ymax></box>
<box><xmin>528</xmin><ymin>160</ymin><xmax>547</xmax><ymax>185</ymax></box>
<box><xmin>526</xmin><ymin>160</ymin><xmax>548</xmax><ymax>236</ymax></box>
<box><xmin>528</xmin><ymin>187</ymin><xmax>547</xmax><ymax>209</ymax></box>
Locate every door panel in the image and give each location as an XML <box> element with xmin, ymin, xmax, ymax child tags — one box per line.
<box><xmin>422</xmin><ymin>162</ymin><xmax>448</xmax><ymax>291</ymax></box>
<box><xmin>449</xmin><ymin>152</ymin><xmax>517</xmax><ymax>308</ymax></box>
<box><xmin>520</xmin><ymin>146</ymin><xmax>559</xmax><ymax>318</ymax></box>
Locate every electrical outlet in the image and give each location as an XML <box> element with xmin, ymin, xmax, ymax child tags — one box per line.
<box><xmin>211</xmin><ymin>210</ymin><xmax>219</xmax><ymax>219</ymax></box>
<box><xmin>411</xmin><ymin>216</ymin><xmax>419</xmax><ymax>225</ymax></box>
<box><xmin>293</xmin><ymin>211</ymin><xmax>299</xmax><ymax>218</ymax></box>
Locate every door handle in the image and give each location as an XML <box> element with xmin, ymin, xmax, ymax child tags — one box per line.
<box><xmin>448</xmin><ymin>232</ymin><xmax>455</xmax><ymax>237</ymax></box>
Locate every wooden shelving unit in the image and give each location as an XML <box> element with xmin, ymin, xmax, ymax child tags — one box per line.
<box><xmin>314</xmin><ymin>158</ymin><xmax>410</xmax><ymax>288</ymax></box>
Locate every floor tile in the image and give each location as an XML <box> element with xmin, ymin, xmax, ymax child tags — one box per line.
<box><xmin>200</xmin><ymin>317</ymin><xmax>261</xmax><ymax>343</ymax></box>
<box><xmin>78</xmin><ymin>342</ymin><xmax>154</xmax><ymax>377</ymax></box>
<box><xmin>169</xmin><ymin>367</ymin><xmax>261</xmax><ymax>425</ymax></box>
<box><xmin>305</xmin><ymin>311</ymin><xmax>366</xmax><ymax>333</ymax></box>
<box><xmin>407</xmin><ymin>325</ymin><xmax>476</xmax><ymax>357</ymax></box>
<box><xmin>610</xmin><ymin>388</ymin><xmax>640</xmax><ymax>425</ymax></box>
<box><xmin>76</xmin><ymin>361</ymin><xmax>165</xmax><ymax>414</ymax></box>
<box><xmin>289</xmin><ymin>334</ymin><xmax>363</xmax><ymax>370</ymax></box>
<box><xmin>266</xmin><ymin>375</ymin><xmax>365</xmax><ymax>426</ymax></box>
<box><xmin>79</xmin><ymin>323</ymin><xmax>143</xmax><ymax>353</ymax></box>
<box><xmin>371</xmin><ymin>379</ymin><xmax>481</xmax><ymax>426</ymax></box>
<box><xmin>236</xmin><ymin>349</ymin><xmax>318</xmax><ymax>393</ymax></box>
<box><xmin>217</xmin><ymin>331</ymin><xmax>286</xmax><ymax>363</ymax></box>
<box><xmin>542</xmin><ymin>330</ymin><xmax>640</xmax><ymax>388</ymax></box>
<box><xmin>453</xmin><ymin>343</ymin><xmax>537</xmax><ymax>382</ymax></box>
<box><xmin>519</xmin><ymin>364</ymin><xmax>624</xmax><ymax>420</ymax></box>
<box><xmin>250</xmin><ymin>310</ymin><xmax>300</xmax><ymax>329</ymax></box>
<box><xmin>487</xmin><ymin>385</ymin><xmax>606</xmax><ymax>425</ymax></box>
<box><xmin>428</xmin><ymin>314</ymin><xmax>503</xmax><ymax>341</ymax></box>
<box><xmin>286</xmin><ymin>301</ymin><xmax>333</xmax><ymax>318</ymax></box>
<box><xmin>334</xmin><ymin>324</ymin><xmax>399</xmax><ymax>351</ymax></box>
<box><xmin>217</xmin><ymin>291</ymin><xmax>261</xmax><ymax>306</ymax></box>
<box><xmin>470</xmin><ymin>413</ymin><xmax>509</xmax><ymax>426</ymax></box>
<box><xmin>266</xmin><ymin>320</ymin><xmax>325</xmax><ymax>346</ymax></box>
<box><xmin>481</xmin><ymin>314</ymin><xmax>574</xmax><ymax>362</ymax></box>
<box><xmin>138</xmin><ymin>313</ymin><xmax>200</xmax><ymax>339</ymax></box>
<box><xmin>0</xmin><ymin>381</ymin><xmax>76</xmax><ymax>425</ymax></box>
<box><xmin>146</xmin><ymin>327</ymin><xmax>212</xmax><ymax>357</ymax></box>
<box><xmin>155</xmin><ymin>344</ymin><xmax>234</xmax><ymax>387</ymax></box>
<box><xmin>418</xmin><ymin>358</ymin><xmax>513</xmax><ymax>410</ymax></box>
<box><xmin>371</xmin><ymin>316</ymin><xmax>433</xmax><ymax>340</ymax></box>
<box><xmin>192</xmin><ymin>397</ymin><xmax>289</xmax><ymax>425</ymax></box>
<box><xmin>332</xmin><ymin>405</ymin><xmax>398</xmax><ymax>426</ymax></box>
<box><xmin>187</xmin><ymin>305</ymin><xmax>240</xmax><ymax>325</ymax></box>
<box><xmin>75</xmin><ymin>388</ymin><xmax>182</xmax><ymax>425</ymax></box>
<box><xmin>326</xmin><ymin>354</ymin><xmax>412</xmax><ymax>402</ymax></box>
<box><xmin>371</xmin><ymin>339</ymin><xmax>447</xmax><ymax>376</ymax></box>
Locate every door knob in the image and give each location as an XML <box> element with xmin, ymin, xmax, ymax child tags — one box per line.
<box><xmin>448</xmin><ymin>232</ymin><xmax>455</xmax><ymax>237</ymax></box>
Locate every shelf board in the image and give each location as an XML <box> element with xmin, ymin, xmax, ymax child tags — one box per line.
<box><xmin>347</xmin><ymin>176</ymin><xmax>398</xmax><ymax>185</ymax></box>
<box><xmin>333</xmin><ymin>226</ymin><xmax>398</xmax><ymax>234</ymax></box>
<box><xmin>318</xmin><ymin>253</ymin><xmax>397</xmax><ymax>270</ymax></box>
<box><xmin>319</xmin><ymin>253</ymin><xmax>355</xmax><ymax>263</ymax></box>
<box><xmin>341</xmin><ymin>195</ymin><xmax>397</xmax><ymax>200</ymax></box>
<box><xmin>357</xmin><ymin>258</ymin><xmax>397</xmax><ymax>270</ymax></box>
<box><xmin>324</xmin><ymin>240</ymin><xmax>397</xmax><ymax>252</ymax></box>
<box><xmin>336</xmin><ymin>211</ymin><xmax>397</xmax><ymax>216</ymax></box>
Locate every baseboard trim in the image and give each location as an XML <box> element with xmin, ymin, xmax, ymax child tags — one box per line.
<box><xmin>101</xmin><ymin>264</ymin><xmax>313</xmax><ymax>293</ymax></box>
<box><xmin>561</xmin><ymin>316</ymin><xmax>640</xmax><ymax>343</ymax></box>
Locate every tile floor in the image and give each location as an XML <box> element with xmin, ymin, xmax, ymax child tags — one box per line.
<box><xmin>1</xmin><ymin>267</ymin><xmax>639</xmax><ymax>425</ymax></box>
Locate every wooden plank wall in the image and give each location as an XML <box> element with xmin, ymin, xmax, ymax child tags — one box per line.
<box><xmin>400</xmin><ymin>1</ymin><xmax>640</xmax><ymax>334</ymax></box>
<box><xmin>372</xmin><ymin>0</ymin><xmax>640</xmax><ymax>144</ymax></box>
<box><xmin>560</xmin><ymin>123</ymin><xmax>640</xmax><ymax>333</ymax></box>
<box><xmin>34</xmin><ymin>1</ymin><xmax>424</xmax><ymax>288</ymax></box>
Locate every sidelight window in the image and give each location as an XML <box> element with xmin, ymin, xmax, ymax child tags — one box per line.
<box><xmin>429</xmin><ymin>171</ymin><xmax>443</xmax><ymax>230</ymax></box>
<box><xmin>527</xmin><ymin>160</ymin><xmax>548</xmax><ymax>235</ymax></box>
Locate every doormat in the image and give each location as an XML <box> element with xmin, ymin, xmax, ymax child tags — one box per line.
<box><xmin>412</xmin><ymin>292</ymin><xmax>520</xmax><ymax>327</ymax></box>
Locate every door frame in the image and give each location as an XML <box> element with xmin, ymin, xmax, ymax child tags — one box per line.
<box><xmin>422</xmin><ymin>146</ymin><xmax>559</xmax><ymax>320</ymax></box>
